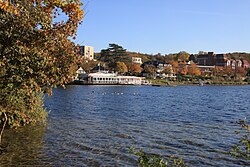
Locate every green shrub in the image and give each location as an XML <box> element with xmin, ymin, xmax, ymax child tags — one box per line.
<box><xmin>229</xmin><ymin>119</ymin><xmax>250</xmax><ymax>160</ymax></box>
<box><xmin>0</xmin><ymin>89</ymin><xmax>47</xmax><ymax>128</ymax></box>
<box><xmin>130</xmin><ymin>146</ymin><xmax>187</xmax><ymax>167</ymax></box>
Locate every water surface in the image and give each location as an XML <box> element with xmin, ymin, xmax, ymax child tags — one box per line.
<box><xmin>1</xmin><ymin>85</ymin><xmax>250</xmax><ymax>166</ymax></box>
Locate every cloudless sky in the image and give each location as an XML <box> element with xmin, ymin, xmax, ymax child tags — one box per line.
<box><xmin>75</xmin><ymin>0</ymin><xmax>250</xmax><ymax>54</ymax></box>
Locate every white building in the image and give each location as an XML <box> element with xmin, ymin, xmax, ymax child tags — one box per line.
<box><xmin>88</xmin><ymin>72</ymin><xmax>142</xmax><ymax>85</ymax></box>
<box><xmin>132</xmin><ymin>57</ymin><xmax>142</xmax><ymax>64</ymax></box>
<box><xmin>79</xmin><ymin>46</ymin><xmax>94</xmax><ymax>60</ymax></box>
<box><xmin>74</xmin><ymin>67</ymin><xmax>87</xmax><ymax>80</ymax></box>
<box><xmin>226</xmin><ymin>59</ymin><xmax>243</xmax><ymax>69</ymax></box>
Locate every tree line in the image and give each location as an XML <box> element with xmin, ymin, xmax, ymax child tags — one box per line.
<box><xmin>79</xmin><ymin>44</ymin><xmax>250</xmax><ymax>82</ymax></box>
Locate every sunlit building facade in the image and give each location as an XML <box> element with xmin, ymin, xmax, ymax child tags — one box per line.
<box><xmin>79</xmin><ymin>46</ymin><xmax>94</xmax><ymax>60</ymax></box>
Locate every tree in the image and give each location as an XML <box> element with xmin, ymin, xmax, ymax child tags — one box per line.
<box><xmin>99</xmin><ymin>44</ymin><xmax>130</xmax><ymax>70</ymax></box>
<box><xmin>169</xmin><ymin>61</ymin><xmax>179</xmax><ymax>74</ymax></box>
<box><xmin>188</xmin><ymin>64</ymin><xmax>201</xmax><ymax>76</ymax></box>
<box><xmin>116</xmin><ymin>62</ymin><xmax>128</xmax><ymax>74</ymax></box>
<box><xmin>180</xmin><ymin>65</ymin><xmax>188</xmax><ymax>75</ymax></box>
<box><xmin>144</xmin><ymin>64</ymin><xmax>156</xmax><ymax>74</ymax></box>
<box><xmin>166</xmin><ymin>54</ymin><xmax>178</xmax><ymax>62</ymax></box>
<box><xmin>130</xmin><ymin>63</ymin><xmax>142</xmax><ymax>75</ymax></box>
<box><xmin>151</xmin><ymin>53</ymin><xmax>165</xmax><ymax>62</ymax></box>
<box><xmin>236</xmin><ymin>67</ymin><xmax>247</xmax><ymax>79</ymax></box>
<box><xmin>0</xmin><ymin>0</ymin><xmax>84</xmax><ymax>141</ymax></box>
<box><xmin>189</xmin><ymin>54</ymin><xmax>197</xmax><ymax>63</ymax></box>
<box><xmin>77</xmin><ymin>57</ymin><xmax>98</xmax><ymax>72</ymax></box>
<box><xmin>177</xmin><ymin>51</ymin><xmax>190</xmax><ymax>62</ymax></box>
<box><xmin>162</xmin><ymin>66</ymin><xmax>173</xmax><ymax>75</ymax></box>
<box><xmin>144</xmin><ymin>64</ymin><xmax>156</xmax><ymax>79</ymax></box>
<box><xmin>212</xmin><ymin>66</ymin><xmax>234</xmax><ymax>81</ymax></box>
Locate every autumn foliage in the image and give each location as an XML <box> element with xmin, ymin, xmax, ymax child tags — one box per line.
<box><xmin>169</xmin><ymin>61</ymin><xmax>178</xmax><ymax>74</ymax></box>
<box><xmin>130</xmin><ymin>63</ymin><xmax>142</xmax><ymax>74</ymax></box>
<box><xmin>188</xmin><ymin>64</ymin><xmax>201</xmax><ymax>76</ymax></box>
<box><xmin>116</xmin><ymin>62</ymin><xmax>128</xmax><ymax>73</ymax></box>
<box><xmin>0</xmin><ymin>0</ymin><xmax>84</xmax><ymax>129</ymax></box>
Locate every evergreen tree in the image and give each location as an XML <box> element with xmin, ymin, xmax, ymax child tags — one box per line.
<box><xmin>99</xmin><ymin>43</ymin><xmax>130</xmax><ymax>70</ymax></box>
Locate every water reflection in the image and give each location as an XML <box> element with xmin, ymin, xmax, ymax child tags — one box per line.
<box><xmin>0</xmin><ymin>124</ymin><xmax>46</xmax><ymax>166</ymax></box>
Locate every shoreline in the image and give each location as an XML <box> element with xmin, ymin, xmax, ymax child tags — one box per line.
<box><xmin>149</xmin><ymin>80</ymin><xmax>250</xmax><ymax>87</ymax></box>
<box><xmin>69</xmin><ymin>81</ymin><xmax>250</xmax><ymax>87</ymax></box>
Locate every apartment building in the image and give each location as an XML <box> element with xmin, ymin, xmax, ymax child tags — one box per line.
<box><xmin>79</xmin><ymin>46</ymin><xmax>94</xmax><ymax>60</ymax></box>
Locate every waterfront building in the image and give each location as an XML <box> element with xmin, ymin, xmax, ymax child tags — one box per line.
<box><xmin>88</xmin><ymin>72</ymin><xmax>142</xmax><ymax>85</ymax></box>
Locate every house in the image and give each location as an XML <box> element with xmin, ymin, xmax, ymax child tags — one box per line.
<box><xmin>74</xmin><ymin>67</ymin><xmax>88</xmax><ymax>81</ymax></box>
<box><xmin>132</xmin><ymin>57</ymin><xmax>142</xmax><ymax>64</ymax></box>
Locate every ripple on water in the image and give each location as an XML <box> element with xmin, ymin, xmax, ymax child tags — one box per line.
<box><xmin>1</xmin><ymin>85</ymin><xmax>250</xmax><ymax>166</ymax></box>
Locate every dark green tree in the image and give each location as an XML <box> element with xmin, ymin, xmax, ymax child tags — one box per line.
<box><xmin>99</xmin><ymin>43</ymin><xmax>130</xmax><ymax>70</ymax></box>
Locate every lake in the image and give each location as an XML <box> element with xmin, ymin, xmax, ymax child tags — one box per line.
<box><xmin>1</xmin><ymin>85</ymin><xmax>250</xmax><ymax>166</ymax></box>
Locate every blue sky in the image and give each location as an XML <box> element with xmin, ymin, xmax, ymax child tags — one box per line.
<box><xmin>75</xmin><ymin>0</ymin><xmax>250</xmax><ymax>54</ymax></box>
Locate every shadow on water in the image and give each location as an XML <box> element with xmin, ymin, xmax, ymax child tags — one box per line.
<box><xmin>0</xmin><ymin>124</ymin><xmax>46</xmax><ymax>166</ymax></box>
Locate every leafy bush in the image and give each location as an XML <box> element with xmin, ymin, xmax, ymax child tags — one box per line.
<box><xmin>0</xmin><ymin>89</ymin><xmax>47</xmax><ymax>128</ymax></box>
<box><xmin>229</xmin><ymin>119</ymin><xmax>250</xmax><ymax>160</ymax></box>
<box><xmin>130</xmin><ymin>146</ymin><xmax>187</xmax><ymax>167</ymax></box>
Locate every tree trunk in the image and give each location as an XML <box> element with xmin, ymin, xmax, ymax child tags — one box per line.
<box><xmin>0</xmin><ymin>112</ymin><xmax>7</xmax><ymax>144</ymax></box>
